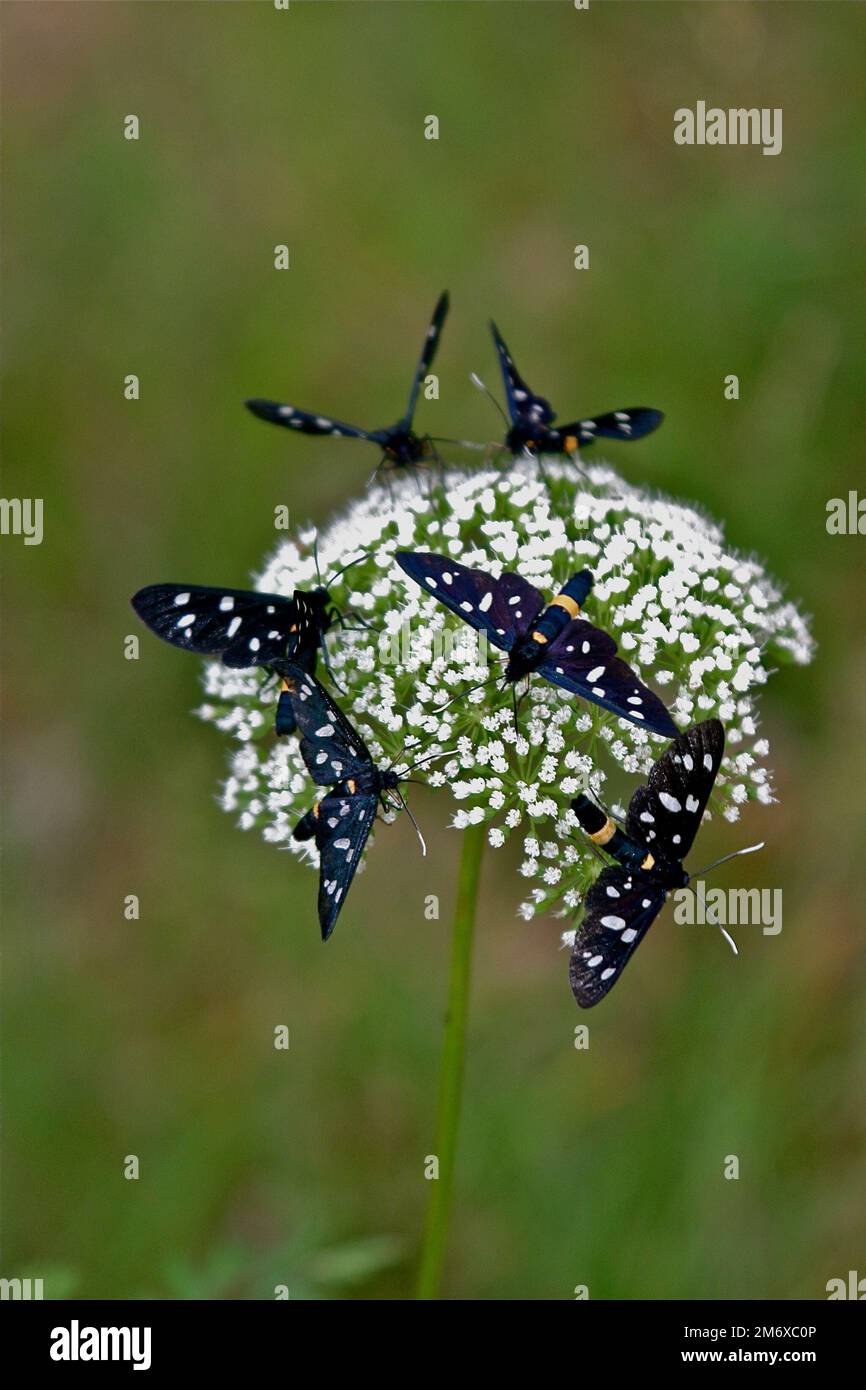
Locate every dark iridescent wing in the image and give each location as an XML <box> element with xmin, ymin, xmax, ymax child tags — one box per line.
<box><xmin>293</xmin><ymin>789</ymin><xmax>378</xmax><ymax>940</ymax></box>
<box><xmin>277</xmin><ymin>663</ymin><xmax>374</xmax><ymax>786</ymax></box>
<box><xmin>625</xmin><ymin>719</ymin><xmax>724</xmax><ymax>861</ymax></box>
<box><xmin>403</xmin><ymin>290</ymin><xmax>449</xmax><ymax>424</ymax></box>
<box><xmin>538</xmin><ymin>619</ymin><xmax>677</xmax><ymax>736</ymax></box>
<box><xmin>131</xmin><ymin>583</ymin><xmax>310</xmax><ymax>668</ymax></box>
<box><xmin>395</xmin><ymin>551</ymin><xmax>545</xmax><ymax>652</ymax></box>
<box><xmin>274</xmin><ymin>642</ymin><xmax>320</xmax><ymax>736</ymax></box>
<box><xmin>490</xmin><ymin>321</ymin><xmax>556</xmax><ymax>426</ymax></box>
<box><xmin>569</xmin><ymin>866</ymin><xmax>668</xmax><ymax>1007</ymax></box>
<box><xmin>559</xmin><ymin>408</ymin><xmax>664</xmax><ymax>447</ymax></box>
<box><xmin>244</xmin><ymin>399</ymin><xmax>384</xmax><ymax>443</ymax></box>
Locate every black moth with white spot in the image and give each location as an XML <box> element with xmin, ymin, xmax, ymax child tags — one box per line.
<box><xmin>491</xmin><ymin>320</ymin><xmax>664</xmax><ymax>457</ymax></box>
<box><xmin>395</xmin><ymin>551</ymin><xmax>677</xmax><ymax>736</ymax></box>
<box><xmin>276</xmin><ymin>662</ymin><xmax>413</xmax><ymax>941</ymax></box>
<box><xmin>246</xmin><ymin>291</ymin><xmax>449</xmax><ymax>469</ymax></box>
<box><xmin>131</xmin><ymin>581</ymin><xmax>337</xmax><ymax>735</ymax></box>
<box><xmin>569</xmin><ymin>719</ymin><xmax>725</xmax><ymax>1007</ymax></box>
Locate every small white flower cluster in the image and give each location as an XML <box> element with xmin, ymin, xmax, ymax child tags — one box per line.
<box><xmin>196</xmin><ymin>457</ymin><xmax>813</xmax><ymax>920</ymax></box>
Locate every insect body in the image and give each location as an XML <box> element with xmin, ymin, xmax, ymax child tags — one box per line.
<box><xmin>491</xmin><ymin>320</ymin><xmax>664</xmax><ymax>457</ymax></box>
<box><xmin>569</xmin><ymin>718</ymin><xmax>724</xmax><ymax>1006</ymax></box>
<box><xmin>246</xmin><ymin>291</ymin><xmax>450</xmax><ymax>470</ymax></box>
<box><xmin>276</xmin><ymin>663</ymin><xmax>419</xmax><ymax>940</ymax></box>
<box><xmin>395</xmin><ymin>551</ymin><xmax>677</xmax><ymax>736</ymax></box>
<box><xmin>132</xmin><ymin>583</ymin><xmax>336</xmax><ymax>736</ymax></box>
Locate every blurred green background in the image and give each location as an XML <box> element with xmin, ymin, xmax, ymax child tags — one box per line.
<box><xmin>2</xmin><ymin>0</ymin><xmax>863</xmax><ymax>1300</ymax></box>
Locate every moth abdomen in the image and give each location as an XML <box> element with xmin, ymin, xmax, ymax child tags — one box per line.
<box><xmin>293</xmin><ymin>803</ymin><xmax>319</xmax><ymax>842</ymax></box>
<box><xmin>531</xmin><ymin>570</ymin><xmax>594</xmax><ymax>644</ymax></box>
<box><xmin>557</xmin><ymin>569</ymin><xmax>594</xmax><ymax>609</ymax></box>
<box><xmin>275</xmin><ymin>684</ymin><xmax>297</xmax><ymax>736</ymax></box>
<box><xmin>571</xmin><ymin>794</ymin><xmax>647</xmax><ymax>869</ymax></box>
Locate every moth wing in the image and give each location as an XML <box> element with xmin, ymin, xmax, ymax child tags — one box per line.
<box><xmin>560</xmin><ymin>408</ymin><xmax>664</xmax><ymax>447</ymax></box>
<box><xmin>490</xmin><ymin>321</ymin><xmax>556</xmax><ymax>426</ymax></box>
<box><xmin>131</xmin><ymin>583</ymin><xmax>301</xmax><ymax>667</ymax></box>
<box><xmin>626</xmin><ymin>719</ymin><xmax>725</xmax><ymax>860</ymax></box>
<box><xmin>569</xmin><ymin>866</ymin><xmax>668</xmax><ymax>1007</ymax></box>
<box><xmin>245</xmin><ymin>400</ymin><xmax>380</xmax><ymax>442</ymax></box>
<box><xmin>299</xmin><ymin>790</ymin><xmax>378</xmax><ymax>940</ymax></box>
<box><xmin>540</xmin><ymin>619</ymin><xmax>677</xmax><ymax>736</ymax></box>
<box><xmin>278</xmin><ymin>664</ymin><xmax>374</xmax><ymax>786</ymax></box>
<box><xmin>403</xmin><ymin>290</ymin><xmax>449</xmax><ymax>423</ymax></box>
<box><xmin>395</xmin><ymin>551</ymin><xmax>545</xmax><ymax>652</ymax></box>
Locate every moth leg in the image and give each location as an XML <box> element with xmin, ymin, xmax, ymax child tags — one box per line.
<box><xmin>511</xmin><ymin>683</ymin><xmax>521</xmax><ymax>736</ymax></box>
<box><xmin>482</xmin><ymin>439</ymin><xmax>507</xmax><ymax>469</ymax></box>
<box><xmin>330</xmin><ymin>606</ymin><xmax>377</xmax><ymax>635</ymax></box>
<box><xmin>372</xmin><ymin>457</ymin><xmax>395</xmax><ymax>504</ymax></box>
<box><xmin>318</xmin><ymin>635</ymin><xmax>346</xmax><ymax>693</ymax></box>
<box><xmin>567</xmin><ymin>447</ymin><xmax>589</xmax><ymax>479</ymax></box>
<box><xmin>423</xmin><ymin>435</ymin><xmax>446</xmax><ymax>491</ymax></box>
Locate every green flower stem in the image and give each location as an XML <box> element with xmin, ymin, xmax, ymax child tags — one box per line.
<box><xmin>415</xmin><ymin>820</ymin><xmax>486</xmax><ymax>1300</ymax></box>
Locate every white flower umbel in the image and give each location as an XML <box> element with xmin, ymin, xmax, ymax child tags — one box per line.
<box><xmin>196</xmin><ymin>457</ymin><xmax>813</xmax><ymax>920</ymax></box>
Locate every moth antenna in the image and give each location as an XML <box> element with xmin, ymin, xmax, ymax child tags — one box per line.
<box><xmin>310</xmin><ymin>531</ymin><xmax>322</xmax><ymax>587</ymax></box>
<box><xmin>692</xmin><ymin>842</ymin><xmax>765</xmax><ymax>878</ymax></box>
<box><xmin>385</xmin><ymin>724</ymin><xmax>451</xmax><ymax>773</ymax></box>
<box><xmin>430</xmin><ymin>434</ymin><xmax>488</xmax><ymax>452</ymax></box>
<box><xmin>470</xmin><ymin>372</ymin><xmax>509</xmax><ymax>427</ymax></box>
<box><xmin>398</xmin><ymin>792</ymin><xmax>427</xmax><ymax>857</ymax></box>
<box><xmin>693</xmin><ymin>882</ymin><xmax>739</xmax><ymax>957</ymax></box>
<box><xmin>324</xmin><ymin>548</ymin><xmax>375</xmax><ymax>588</ymax></box>
<box><xmin>689</xmin><ymin>842</ymin><xmax>764</xmax><ymax>955</ymax></box>
<box><xmin>719</xmin><ymin>923</ymin><xmax>739</xmax><ymax>956</ymax></box>
<box><xmin>400</xmin><ymin>748</ymin><xmax>456</xmax><ymax>776</ymax></box>
<box><xmin>435</xmin><ymin>670</ymin><xmax>502</xmax><ymax>714</ymax></box>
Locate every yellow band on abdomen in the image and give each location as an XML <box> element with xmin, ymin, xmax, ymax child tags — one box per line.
<box><xmin>590</xmin><ymin>818</ymin><xmax>616</xmax><ymax>846</ymax></box>
<box><xmin>550</xmin><ymin>593</ymin><xmax>581</xmax><ymax>618</ymax></box>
